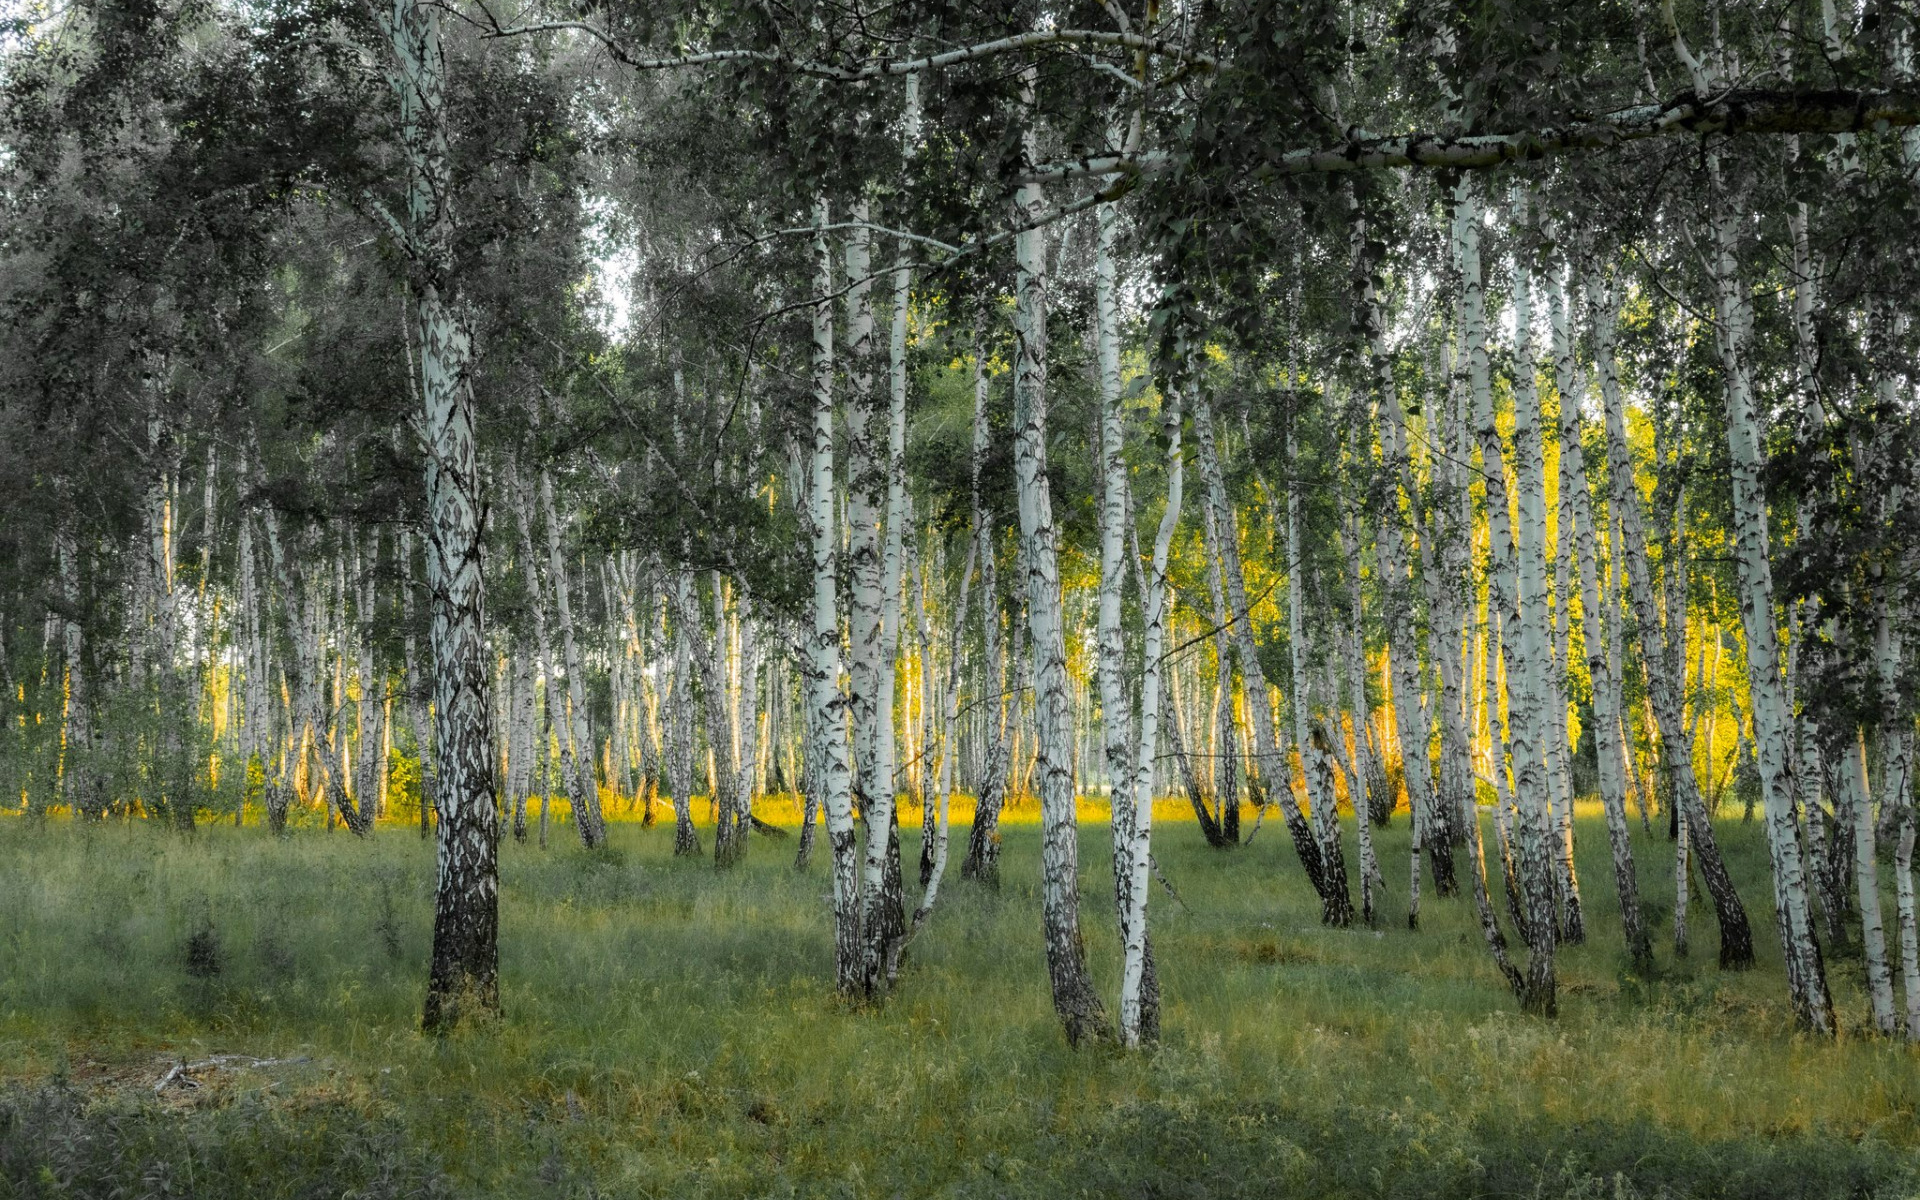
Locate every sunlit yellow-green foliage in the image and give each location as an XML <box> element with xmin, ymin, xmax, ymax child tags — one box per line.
<box><xmin>1</xmin><ymin>807</ymin><xmax>1913</xmax><ymax>1197</ymax></box>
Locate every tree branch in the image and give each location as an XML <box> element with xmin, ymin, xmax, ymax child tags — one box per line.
<box><xmin>476</xmin><ymin>15</ymin><xmax>1218</xmax><ymax>79</ymax></box>
<box><xmin>1021</xmin><ymin>87</ymin><xmax>1920</xmax><ymax>181</ymax></box>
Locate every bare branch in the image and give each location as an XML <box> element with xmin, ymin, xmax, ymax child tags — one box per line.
<box><xmin>1023</xmin><ymin>86</ymin><xmax>1920</xmax><ymax>182</ymax></box>
<box><xmin>477</xmin><ymin>17</ymin><xmax>1219</xmax><ymax>79</ymax></box>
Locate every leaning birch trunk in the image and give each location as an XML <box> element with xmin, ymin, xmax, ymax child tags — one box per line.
<box><xmin>1555</xmin><ymin>270</ymin><xmax>1652</xmax><ymax>971</ymax></box>
<box><xmin>237</xmin><ymin>481</ymin><xmax>269</xmax><ymax>821</ymax></box>
<box><xmin>1545</xmin><ymin>465</ymin><xmax>1585</xmax><ymax>944</ymax></box>
<box><xmin>1193</xmin><ymin>390</ymin><xmax>1344</xmax><ymax>918</ymax></box>
<box><xmin>355</xmin><ymin>534</ymin><xmax>387</xmax><ymax>822</ymax></box>
<box><xmin>510</xmin><ymin>650</ymin><xmax>534</xmax><ymax>841</ymax></box>
<box><xmin>386</xmin><ymin>0</ymin><xmax>498</xmax><ymax>1030</ymax></box>
<box><xmin>1873</xmin><ymin>540</ymin><xmax>1919</xmax><ymax>1036</ymax></box>
<box><xmin>887</xmin><ymin>70</ymin><xmax>924</xmax><ymax>890</ymax></box>
<box><xmin>1470</xmin><ymin>617</ymin><xmax>1527</xmax><ymax>993</ymax></box>
<box><xmin>539</xmin><ymin>469</ymin><xmax>606</xmax><ymax>849</ymax></box>
<box><xmin>866</xmin><ymin>85</ymin><xmax>918</xmax><ymax>970</ymax></box>
<box><xmin>1486</xmin><ymin>608</ymin><xmax>1528</xmax><ymax>938</ymax></box>
<box><xmin>143</xmin><ymin>408</ymin><xmax>193</xmax><ymax>832</ymax></box>
<box><xmin>307</xmin><ymin>553</ymin><xmax>365</xmax><ymax>836</ymax></box>
<box><xmin>676</xmin><ymin>574</ymin><xmax>744</xmax><ymax>866</ymax></box>
<box><xmin>733</xmin><ymin>600</ymin><xmax>764</xmax><ymax>832</ymax></box>
<box><xmin>1011</xmin><ymin>67</ymin><xmax>1106</xmax><ymax>1044</ymax></box>
<box><xmin>1594</xmin><ymin>273</ymin><xmax>1757</xmax><ymax>971</ymax></box>
<box><xmin>913</xmin><ymin>542</ymin><xmax>938</xmax><ymax>885</ymax></box>
<box><xmin>697</xmin><ymin>572</ymin><xmax>746</xmax><ymax>865</ymax></box>
<box><xmin>1884</xmin><ymin>38</ymin><xmax>1920</xmax><ymax>1039</ymax></box>
<box><xmin>805</xmin><ymin>196</ymin><xmax>862</xmax><ymax>993</ymax></box>
<box><xmin>1700</xmin><ymin>149</ymin><xmax>1831</xmax><ymax>1029</ymax></box>
<box><xmin>1504</xmin><ymin>202</ymin><xmax>1559</xmax><ymax>1015</ymax></box>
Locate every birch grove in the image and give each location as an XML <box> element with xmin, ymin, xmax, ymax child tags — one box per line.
<box><xmin>6</xmin><ymin>0</ymin><xmax>1920</xmax><ymax>1052</ymax></box>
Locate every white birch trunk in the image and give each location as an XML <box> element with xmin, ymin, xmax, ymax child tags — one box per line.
<box><xmin>1092</xmin><ymin>187</ymin><xmax>1161</xmax><ymax>1043</ymax></box>
<box><xmin>55</xmin><ymin>521</ymin><xmax>95</xmax><ymax>820</ymax></box>
<box><xmin>962</xmin><ymin>314</ymin><xmax>1012</xmax><ymax>882</ymax></box>
<box><xmin>540</xmin><ymin>469</ymin><xmax>606</xmax><ymax>848</ymax></box>
<box><xmin>1553</xmin><ymin>269</ymin><xmax>1652</xmax><ymax>969</ymax></box>
<box><xmin>1594</xmin><ymin>272</ymin><xmax>1757</xmax><ymax>970</ymax></box>
<box><xmin>1288</xmin><ymin>420</ymin><xmax>1349</xmax><ymax>926</ymax></box>
<box><xmin>383</xmin><ymin>0</ymin><xmax>499</xmax><ymax>1028</ymax></box>
<box><xmin>1121</xmin><ymin>390</ymin><xmax>1183</xmax><ymax>1046</ymax></box>
<box><xmin>1495</xmin><ymin>189</ymin><xmax>1557</xmax><ymax>1012</ymax></box>
<box><xmin>805</xmin><ymin>197</ymin><xmax>862</xmax><ymax>992</ymax></box>
<box><xmin>1703</xmin><ymin>150</ymin><xmax>1832</xmax><ymax>1030</ymax></box>
<box><xmin>1011</xmin><ymin>67</ymin><xmax>1105</xmax><ymax>1043</ymax></box>
<box><xmin>1194</xmin><ymin>391</ymin><xmax>1344</xmax><ymax>916</ymax></box>
<box><xmin>1357</xmin><ymin>207</ymin><xmax>1452</xmax><ymax>904</ymax></box>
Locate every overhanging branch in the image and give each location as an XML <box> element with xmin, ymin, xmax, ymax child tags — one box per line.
<box><xmin>1020</xmin><ymin>87</ymin><xmax>1920</xmax><ymax>182</ymax></box>
<box><xmin>476</xmin><ymin>14</ymin><xmax>1218</xmax><ymax>80</ymax></box>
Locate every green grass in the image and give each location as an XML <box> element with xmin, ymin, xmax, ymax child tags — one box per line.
<box><xmin>0</xmin><ymin>802</ymin><xmax>1916</xmax><ymax>1198</ymax></box>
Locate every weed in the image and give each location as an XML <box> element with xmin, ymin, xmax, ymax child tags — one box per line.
<box><xmin>0</xmin><ymin>806</ymin><xmax>1911</xmax><ymax>1198</ymax></box>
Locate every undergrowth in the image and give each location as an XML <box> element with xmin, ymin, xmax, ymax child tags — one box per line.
<box><xmin>0</xmin><ymin>803</ymin><xmax>1913</xmax><ymax>1198</ymax></box>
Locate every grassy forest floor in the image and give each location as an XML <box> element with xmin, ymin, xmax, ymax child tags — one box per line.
<box><xmin>1</xmin><ymin>800</ymin><xmax>1917</xmax><ymax>1199</ymax></box>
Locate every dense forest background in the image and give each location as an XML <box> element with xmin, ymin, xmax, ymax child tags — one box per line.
<box><xmin>2</xmin><ymin>0</ymin><xmax>1920</xmax><ymax>1193</ymax></box>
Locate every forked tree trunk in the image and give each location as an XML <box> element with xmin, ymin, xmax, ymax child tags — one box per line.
<box><xmin>540</xmin><ymin>469</ymin><xmax>607</xmax><ymax>848</ymax></box>
<box><xmin>805</xmin><ymin>197</ymin><xmax>862</xmax><ymax>993</ymax></box>
<box><xmin>1286</xmin><ymin>419</ymin><xmax>1350</xmax><ymax>928</ymax></box>
<box><xmin>1193</xmin><ymin>391</ymin><xmax>1345</xmax><ymax>918</ymax></box>
<box><xmin>962</xmin><ymin>316</ymin><xmax>1013</xmax><ymax>884</ymax></box>
<box><xmin>1011</xmin><ymin>70</ymin><xmax>1106</xmax><ymax>1044</ymax></box>
<box><xmin>1355</xmin><ymin>205</ymin><xmax>1453</xmax><ymax>902</ymax></box>
<box><xmin>1094</xmin><ymin>190</ymin><xmax>1168</xmax><ymax>1044</ymax></box>
<box><xmin>1457</xmin><ymin>179</ymin><xmax>1548</xmax><ymax>1008</ymax></box>
<box><xmin>666</xmin><ymin>576</ymin><xmax>701</xmax><ymax>857</ymax></box>
<box><xmin>843</xmin><ymin>203</ymin><xmax>903</xmax><ymax>989</ymax></box>
<box><xmin>1504</xmin><ymin>202</ymin><xmax>1560</xmax><ymax>1015</ymax></box>
<box><xmin>1556</xmin><ymin>270</ymin><xmax>1651</xmax><ymax>971</ymax></box>
<box><xmin>1701</xmin><ymin>150</ymin><xmax>1830</xmax><ymax>1029</ymax></box>
<box><xmin>1594</xmin><ymin>272</ymin><xmax>1756</xmax><ymax>971</ymax></box>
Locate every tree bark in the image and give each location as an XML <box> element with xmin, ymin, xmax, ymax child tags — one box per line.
<box><xmin>1701</xmin><ymin>150</ymin><xmax>1830</xmax><ymax>1029</ymax></box>
<box><xmin>962</xmin><ymin>316</ymin><xmax>1012</xmax><ymax>884</ymax></box>
<box><xmin>1356</xmin><ymin>205</ymin><xmax>1453</xmax><ymax>903</ymax></box>
<box><xmin>804</xmin><ymin>196</ymin><xmax>862</xmax><ymax>993</ymax></box>
<box><xmin>1011</xmin><ymin>71</ymin><xmax>1106</xmax><ymax>1044</ymax></box>
<box><xmin>1558</xmin><ymin>271</ymin><xmax>1652</xmax><ymax>971</ymax></box>
<box><xmin>539</xmin><ymin>469</ymin><xmax>607</xmax><ymax>848</ymax></box>
<box><xmin>1595</xmin><ymin>272</ymin><xmax>1757</xmax><ymax>971</ymax></box>
<box><xmin>1093</xmin><ymin>189</ymin><xmax>1167</xmax><ymax>1044</ymax></box>
<box><xmin>1504</xmin><ymin>201</ymin><xmax>1560</xmax><ymax>1015</ymax></box>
